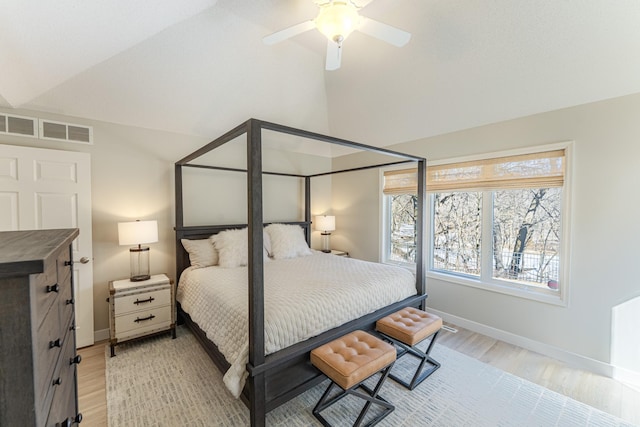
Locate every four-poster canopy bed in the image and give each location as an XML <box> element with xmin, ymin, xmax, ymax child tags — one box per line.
<box><xmin>174</xmin><ymin>118</ymin><xmax>427</xmax><ymax>426</ymax></box>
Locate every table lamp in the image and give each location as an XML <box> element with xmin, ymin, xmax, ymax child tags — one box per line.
<box><xmin>118</xmin><ymin>220</ymin><xmax>158</xmax><ymax>281</ymax></box>
<box><xmin>315</xmin><ymin>215</ymin><xmax>336</xmax><ymax>253</ymax></box>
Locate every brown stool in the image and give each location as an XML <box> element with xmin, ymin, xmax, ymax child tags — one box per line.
<box><xmin>376</xmin><ymin>307</ymin><xmax>442</xmax><ymax>390</ymax></box>
<box><xmin>310</xmin><ymin>330</ymin><xmax>396</xmax><ymax>427</ymax></box>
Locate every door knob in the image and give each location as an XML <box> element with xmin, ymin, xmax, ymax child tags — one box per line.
<box><xmin>76</xmin><ymin>257</ymin><xmax>90</xmax><ymax>264</ymax></box>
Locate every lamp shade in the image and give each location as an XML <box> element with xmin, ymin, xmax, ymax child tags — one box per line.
<box><xmin>118</xmin><ymin>220</ymin><xmax>158</xmax><ymax>246</ymax></box>
<box><xmin>315</xmin><ymin>215</ymin><xmax>336</xmax><ymax>233</ymax></box>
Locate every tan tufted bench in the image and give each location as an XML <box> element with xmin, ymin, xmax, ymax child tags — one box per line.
<box><xmin>310</xmin><ymin>330</ymin><xmax>396</xmax><ymax>426</ymax></box>
<box><xmin>376</xmin><ymin>307</ymin><xmax>442</xmax><ymax>390</ymax></box>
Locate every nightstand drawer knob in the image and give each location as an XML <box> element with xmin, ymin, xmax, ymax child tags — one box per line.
<box><xmin>134</xmin><ymin>314</ymin><xmax>156</xmax><ymax>323</ymax></box>
<box><xmin>133</xmin><ymin>296</ymin><xmax>155</xmax><ymax>305</ymax></box>
<box><xmin>70</xmin><ymin>354</ymin><xmax>82</xmax><ymax>365</ymax></box>
<box><xmin>66</xmin><ymin>298</ymin><xmax>75</xmax><ymax>305</ymax></box>
<box><xmin>52</xmin><ymin>377</ymin><xmax>62</xmax><ymax>386</ymax></box>
<box><xmin>49</xmin><ymin>338</ymin><xmax>62</xmax><ymax>348</ymax></box>
<box><xmin>46</xmin><ymin>284</ymin><xmax>60</xmax><ymax>293</ymax></box>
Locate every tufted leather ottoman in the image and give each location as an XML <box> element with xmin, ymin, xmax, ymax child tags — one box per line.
<box><xmin>376</xmin><ymin>307</ymin><xmax>442</xmax><ymax>390</ymax></box>
<box><xmin>310</xmin><ymin>330</ymin><xmax>396</xmax><ymax>426</ymax></box>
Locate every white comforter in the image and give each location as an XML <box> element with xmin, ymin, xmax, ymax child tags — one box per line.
<box><xmin>176</xmin><ymin>252</ymin><xmax>416</xmax><ymax>398</ymax></box>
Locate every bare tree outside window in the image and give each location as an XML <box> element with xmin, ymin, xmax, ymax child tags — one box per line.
<box><xmin>492</xmin><ymin>188</ymin><xmax>561</xmax><ymax>287</ymax></box>
<box><xmin>432</xmin><ymin>192</ymin><xmax>482</xmax><ymax>276</ymax></box>
<box><xmin>389</xmin><ymin>188</ymin><xmax>561</xmax><ymax>291</ymax></box>
<box><xmin>389</xmin><ymin>194</ymin><xmax>417</xmax><ymax>263</ymax></box>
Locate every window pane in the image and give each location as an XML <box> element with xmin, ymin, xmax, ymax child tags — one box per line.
<box><xmin>432</xmin><ymin>192</ymin><xmax>482</xmax><ymax>276</ymax></box>
<box><xmin>492</xmin><ymin>188</ymin><xmax>561</xmax><ymax>289</ymax></box>
<box><xmin>389</xmin><ymin>194</ymin><xmax>417</xmax><ymax>263</ymax></box>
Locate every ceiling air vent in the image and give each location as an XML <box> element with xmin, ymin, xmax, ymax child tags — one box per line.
<box><xmin>39</xmin><ymin>119</ymin><xmax>93</xmax><ymax>144</ymax></box>
<box><xmin>0</xmin><ymin>114</ymin><xmax>38</xmax><ymax>137</ymax></box>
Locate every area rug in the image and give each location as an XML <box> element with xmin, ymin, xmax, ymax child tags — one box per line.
<box><xmin>106</xmin><ymin>327</ymin><xmax>634</xmax><ymax>426</ymax></box>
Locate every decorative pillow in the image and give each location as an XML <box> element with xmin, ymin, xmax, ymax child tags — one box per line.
<box><xmin>263</xmin><ymin>229</ymin><xmax>272</xmax><ymax>258</ymax></box>
<box><xmin>214</xmin><ymin>228</ymin><xmax>272</xmax><ymax>268</ymax></box>
<box><xmin>265</xmin><ymin>223</ymin><xmax>313</xmax><ymax>259</ymax></box>
<box><xmin>181</xmin><ymin>238</ymin><xmax>218</xmax><ymax>268</ymax></box>
<box><xmin>214</xmin><ymin>228</ymin><xmax>248</xmax><ymax>268</ymax></box>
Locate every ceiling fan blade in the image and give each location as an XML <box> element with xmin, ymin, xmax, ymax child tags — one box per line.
<box><xmin>263</xmin><ymin>20</ymin><xmax>316</xmax><ymax>45</ymax></box>
<box><xmin>325</xmin><ymin>39</ymin><xmax>342</xmax><ymax>71</ymax></box>
<box><xmin>358</xmin><ymin>17</ymin><xmax>411</xmax><ymax>47</ymax></box>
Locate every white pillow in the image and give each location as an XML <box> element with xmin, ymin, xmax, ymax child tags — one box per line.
<box><xmin>181</xmin><ymin>238</ymin><xmax>218</xmax><ymax>268</ymax></box>
<box><xmin>214</xmin><ymin>228</ymin><xmax>248</xmax><ymax>268</ymax></box>
<box><xmin>263</xmin><ymin>230</ymin><xmax>272</xmax><ymax>257</ymax></box>
<box><xmin>265</xmin><ymin>224</ymin><xmax>312</xmax><ymax>259</ymax></box>
<box><xmin>214</xmin><ymin>228</ymin><xmax>272</xmax><ymax>268</ymax></box>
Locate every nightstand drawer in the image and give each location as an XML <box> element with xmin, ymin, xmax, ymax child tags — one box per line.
<box><xmin>115</xmin><ymin>305</ymin><xmax>172</xmax><ymax>338</ymax></box>
<box><xmin>114</xmin><ymin>287</ymin><xmax>171</xmax><ymax>316</ymax></box>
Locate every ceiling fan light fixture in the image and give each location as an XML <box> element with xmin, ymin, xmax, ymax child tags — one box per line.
<box><xmin>315</xmin><ymin>1</ymin><xmax>361</xmax><ymax>43</ymax></box>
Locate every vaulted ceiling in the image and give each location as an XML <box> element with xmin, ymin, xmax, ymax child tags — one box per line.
<box><xmin>2</xmin><ymin>0</ymin><xmax>640</xmax><ymax>150</ymax></box>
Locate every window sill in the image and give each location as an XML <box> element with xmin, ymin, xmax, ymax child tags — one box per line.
<box><xmin>426</xmin><ymin>270</ymin><xmax>567</xmax><ymax>307</ymax></box>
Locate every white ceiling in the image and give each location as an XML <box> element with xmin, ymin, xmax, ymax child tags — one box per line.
<box><xmin>2</xmin><ymin>0</ymin><xmax>640</xmax><ymax>154</ymax></box>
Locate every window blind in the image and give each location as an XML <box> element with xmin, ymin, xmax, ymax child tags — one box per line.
<box><xmin>382</xmin><ymin>168</ymin><xmax>418</xmax><ymax>195</ymax></box>
<box><xmin>383</xmin><ymin>149</ymin><xmax>565</xmax><ymax>194</ymax></box>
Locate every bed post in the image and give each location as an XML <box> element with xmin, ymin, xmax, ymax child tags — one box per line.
<box><xmin>416</xmin><ymin>158</ymin><xmax>427</xmax><ymax>309</ymax></box>
<box><xmin>247</xmin><ymin>119</ymin><xmax>266</xmax><ymax>427</ymax></box>
<box><xmin>304</xmin><ymin>176</ymin><xmax>311</xmax><ymax>246</ymax></box>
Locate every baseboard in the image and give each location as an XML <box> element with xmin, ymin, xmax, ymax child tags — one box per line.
<box><xmin>613</xmin><ymin>366</ymin><xmax>640</xmax><ymax>391</ymax></box>
<box><xmin>94</xmin><ymin>328</ymin><xmax>110</xmax><ymax>342</ymax></box>
<box><xmin>427</xmin><ymin>308</ymin><xmax>614</xmax><ymax>379</ymax></box>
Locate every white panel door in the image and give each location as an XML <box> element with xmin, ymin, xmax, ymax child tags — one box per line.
<box><xmin>0</xmin><ymin>144</ymin><xmax>94</xmax><ymax>347</ymax></box>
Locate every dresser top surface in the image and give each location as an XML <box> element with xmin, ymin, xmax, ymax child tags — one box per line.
<box><xmin>0</xmin><ymin>228</ymin><xmax>79</xmax><ymax>278</ymax></box>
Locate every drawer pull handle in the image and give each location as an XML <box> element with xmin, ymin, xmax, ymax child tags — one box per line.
<box><xmin>134</xmin><ymin>296</ymin><xmax>155</xmax><ymax>305</ymax></box>
<box><xmin>57</xmin><ymin>413</ymin><xmax>81</xmax><ymax>427</ymax></box>
<box><xmin>134</xmin><ymin>314</ymin><xmax>156</xmax><ymax>323</ymax></box>
<box><xmin>46</xmin><ymin>284</ymin><xmax>60</xmax><ymax>293</ymax></box>
<box><xmin>49</xmin><ymin>338</ymin><xmax>62</xmax><ymax>348</ymax></box>
<box><xmin>70</xmin><ymin>354</ymin><xmax>82</xmax><ymax>365</ymax></box>
<box><xmin>66</xmin><ymin>298</ymin><xmax>75</xmax><ymax>305</ymax></box>
<box><xmin>52</xmin><ymin>377</ymin><xmax>62</xmax><ymax>386</ymax></box>
<box><xmin>64</xmin><ymin>260</ymin><xmax>73</xmax><ymax>267</ymax></box>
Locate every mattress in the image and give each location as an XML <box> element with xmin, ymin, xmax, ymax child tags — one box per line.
<box><xmin>176</xmin><ymin>252</ymin><xmax>416</xmax><ymax>398</ymax></box>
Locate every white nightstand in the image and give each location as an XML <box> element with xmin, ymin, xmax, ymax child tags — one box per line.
<box><xmin>108</xmin><ymin>273</ymin><xmax>175</xmax><ymax>357</ymax></box>
<box><xmin>329</xmin><ymin>249</ymin><xmax>350</xmax><ymax>257</ymax></box>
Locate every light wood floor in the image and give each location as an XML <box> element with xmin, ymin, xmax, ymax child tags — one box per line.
<box><xmin>77</xmin><ymin>324</ymin><xmax>640</xmax><ymax>426</ymax></box>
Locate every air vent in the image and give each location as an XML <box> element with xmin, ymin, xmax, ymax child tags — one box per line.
<box><xmin>39</xmin><ymin>119</ymin><xmax>93</xmax><ymax>144</ymax></box>
<box><xmin>0</xmin><ymin>114</ymin><xmax>38</xmax><ymax>137</ymax></box>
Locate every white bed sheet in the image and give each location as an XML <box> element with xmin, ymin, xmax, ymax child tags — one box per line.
<box><xmin>176</xmin><ymin>252</ymin><xmax>416</xmax><ymax>398</ymax></box>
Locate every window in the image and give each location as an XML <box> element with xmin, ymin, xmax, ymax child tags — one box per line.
<box><xmin>383</xmin><ymin>146</ymin><xmax>569</xmax><ymax>302</ymax></box>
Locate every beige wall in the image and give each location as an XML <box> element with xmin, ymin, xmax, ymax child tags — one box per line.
<box><xmin>332</xmin><ymin>93</ymin><xmax>640</xmax><ymax>376</ymax></box>
<box><xmin>0</xmin><ymin>110</ymin><xmax>332</xmax><ymax>335</ymax></box>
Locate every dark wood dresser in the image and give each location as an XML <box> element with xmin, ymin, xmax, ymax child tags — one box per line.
<box><xmin>0</xmin><ymin>228</ymin><xmax>83</xmax><ymax>427</ymax></box>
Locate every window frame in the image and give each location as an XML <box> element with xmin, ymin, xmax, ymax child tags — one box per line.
<box><xmin>381</xmin><ymin>142</ymin><xmax>573</xmax><ymax>306</ymax></box>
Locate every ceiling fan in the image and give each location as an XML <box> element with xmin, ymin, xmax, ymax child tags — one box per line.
<box><xmin>263</xmin><ymin>0</ymin><xmax>411</xmax><ymax>71</ymax></box>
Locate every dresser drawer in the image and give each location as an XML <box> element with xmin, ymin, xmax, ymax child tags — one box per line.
<box><xmin>115</xmin><ymin>305</ymin><xmax>172</xmax><ymax>339</ymax></box>
<box><xmin>34</xmin><ymin>260</ymin><xmax>60</xmax><ymax>330</ymax></box>
<box><xmin>56</xmin><ymin>249</ymin><xmax>72</xmax><ymax>294</ymax></box>
<box><xmin>35</xmin><ymin>306</ymin><xmax>66</xmax><ymax>411</ymax></box>
<box><xmin>44</xmin><ymin>330</ymin><xmax>78</xmax><ymax>427</ymax></box>
<box><xmin>114</xmin><ymin>286</ymin><xmax>171</xmax><ymax>316</ymax></box>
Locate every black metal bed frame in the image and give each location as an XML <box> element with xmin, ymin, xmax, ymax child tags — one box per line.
<box><xmin>174</xmin><ymin>118</ymin><xmax>427</xmax><ymax>427</ymax></box>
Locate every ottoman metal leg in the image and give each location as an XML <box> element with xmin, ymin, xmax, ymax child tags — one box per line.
<box><xmin>313</xmin><ymin>362</ymin><xmax>395</xmax><ymax>427</ymax></box>
<box><xmin>384</xmin><ymin>330</ymin><xmax>441</xmax><ymax>390</ymax></box>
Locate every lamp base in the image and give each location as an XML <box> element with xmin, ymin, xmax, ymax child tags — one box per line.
<box><xmin>321</xmin><ymin>232</ymin><xmax>332</xmax><ymax>253</ymax></box>
<box><xmin>130</xmin><ymin>246</ymin><xmax>151</xmax><ymax>283</ymax></box>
